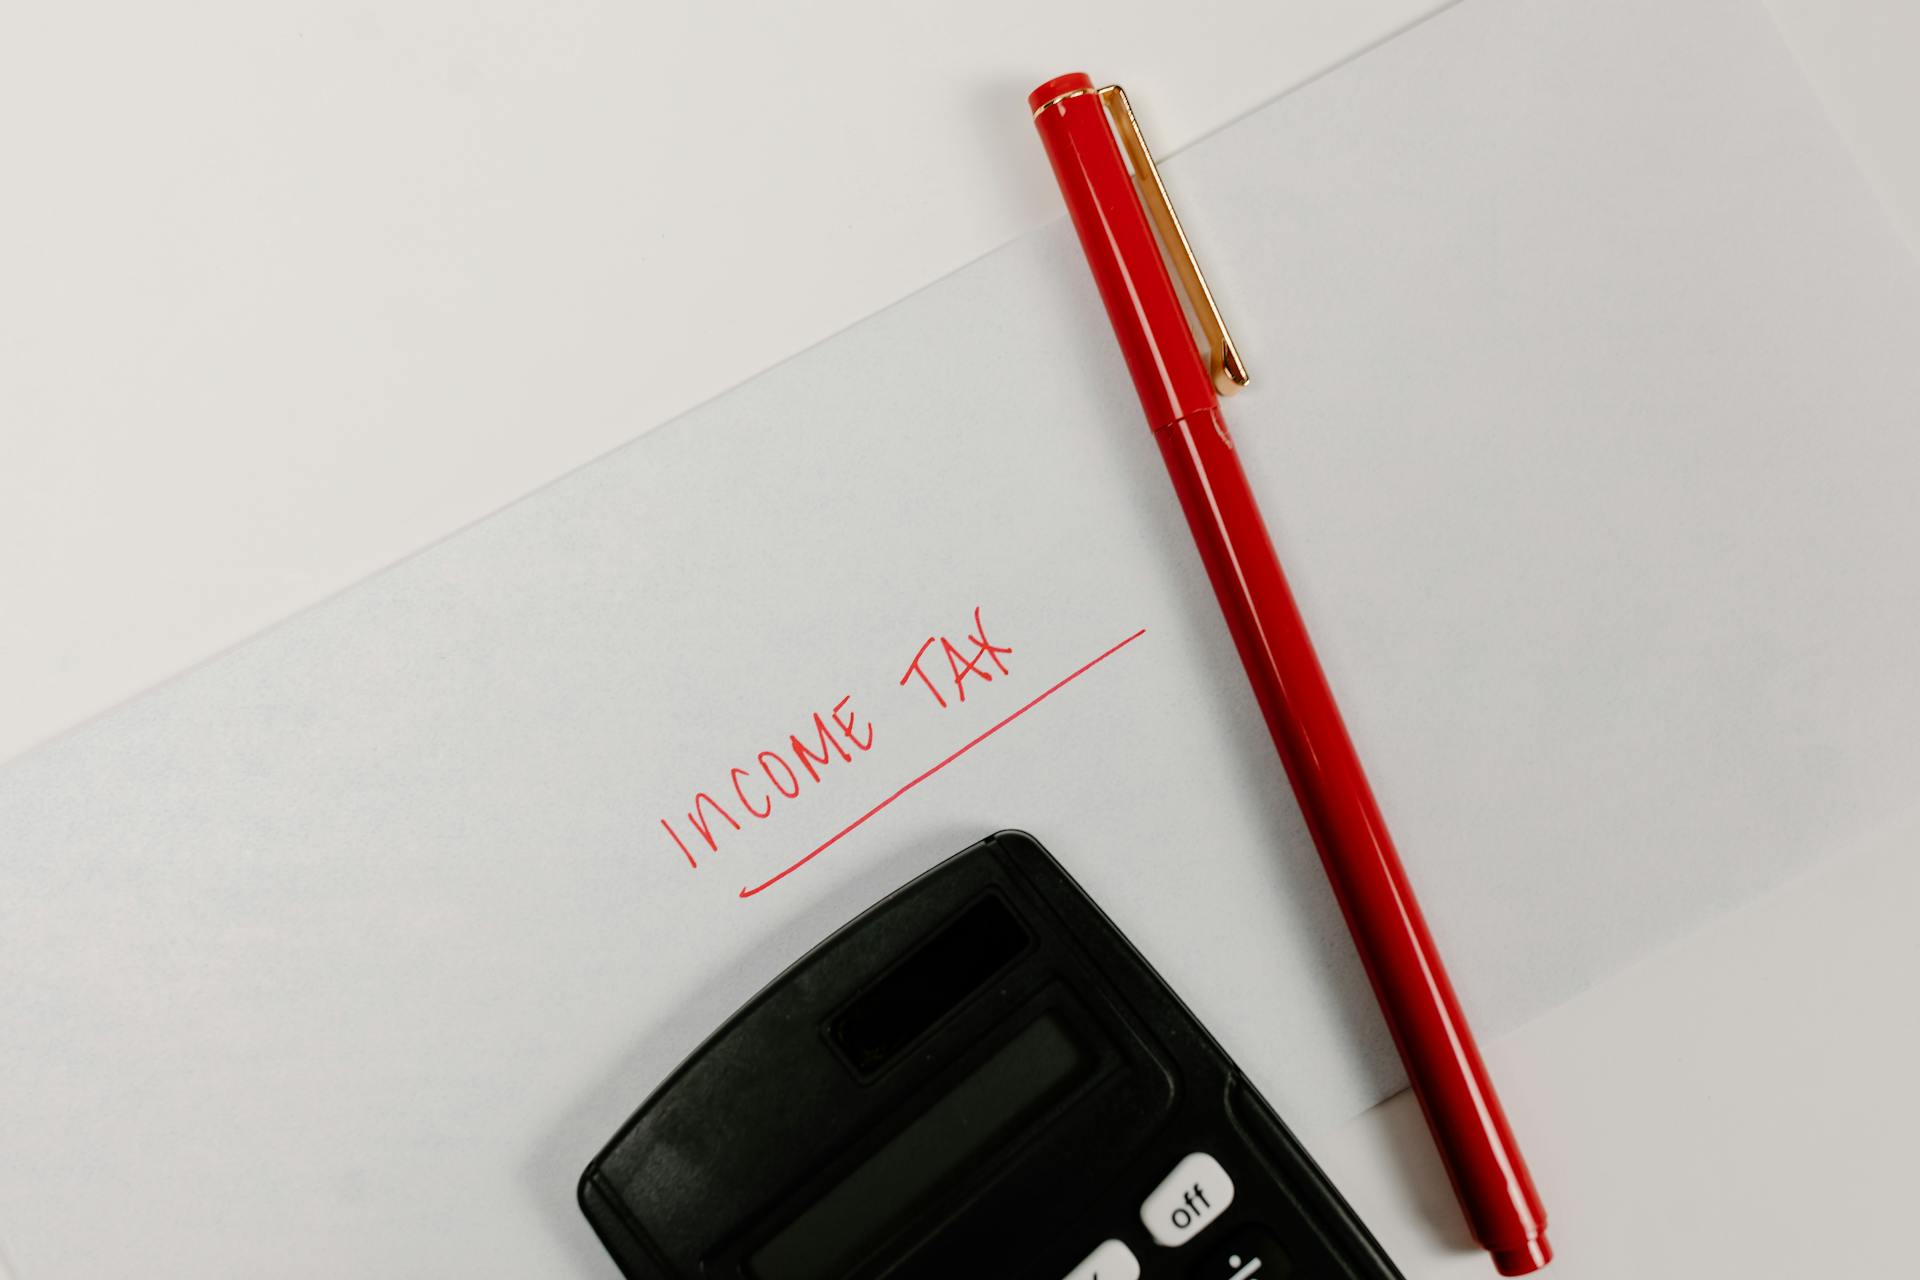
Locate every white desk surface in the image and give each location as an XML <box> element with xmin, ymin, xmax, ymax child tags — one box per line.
<box><xmin>4</xmin><ymin>2</ymin><xmax>1916</xmax><ymax>1275</ymax></box>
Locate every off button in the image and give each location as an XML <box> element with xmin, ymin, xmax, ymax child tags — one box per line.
<box><xmin>1140</xmin><ymin>1151</ymin><xmax>1235</xmax><ymax>1247</ymax></box>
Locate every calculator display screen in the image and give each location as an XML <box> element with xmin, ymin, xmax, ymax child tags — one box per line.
<box><xmin>829</xmin><ymin>894</ymin><xmax>1030</xmax><ymax>1076</ymax></box>
<box><xmin>747</xmin><ymin>1012</ymin><xmax>1083</xmax><ymax>1280</ymax></box>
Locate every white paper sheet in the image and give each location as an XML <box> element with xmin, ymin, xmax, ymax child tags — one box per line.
<box><xmin>5</xmin><ymin>0</ymin><xmax>1918</xmax><ymax>1273</ymax></box>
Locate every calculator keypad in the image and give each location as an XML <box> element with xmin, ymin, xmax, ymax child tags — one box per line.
<box><xmin>1060</xmin><ymin>1238</ymin><xmax>1142</xmax><ymax>1280</ymax></box>
<box><xmin>1189</xmin><ymin>1224</ymin><xmax>1292</xmax><ymax>1278</ymax></box>
<box><xmin>1058</xmin><ymin>1152</ymin><xmax>1285</xmax><ymax>1280</ymax></box>
<box><xmin>1140</xmin><ymin>1152</ymin><xmax>1235</xmax><ymax>1247</ymax></box>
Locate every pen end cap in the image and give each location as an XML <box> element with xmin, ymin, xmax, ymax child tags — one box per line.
<box><xmin>1491</xmin><ymin>1233</ymin><xmax>1553</xmax><ymax>1274</ymax></box>
<box><xmin>1029</xmin><ymin>72</ymin><xmax>1095</xmax><ymax>115</ymax></box>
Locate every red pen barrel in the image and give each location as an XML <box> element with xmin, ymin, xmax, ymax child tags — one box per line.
<box><xmin>1159</xmin><ymin>409</ymin><xmax>1550</xmax><ymax>1275</ymax></box>
<box><xmin>1032</xmin><ymin>72</ymin><xmax>1551</xmax><ymax>1274</ymax></box>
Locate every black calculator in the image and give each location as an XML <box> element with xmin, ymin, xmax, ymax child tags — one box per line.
<box><xmin>579</xmin><ymin>830</ymin><xmax>1403</xmax><ymax>1279</ymax></box>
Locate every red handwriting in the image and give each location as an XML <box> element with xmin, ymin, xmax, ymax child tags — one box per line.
<box><xmin>659</xmin><ymin>695</ymin><xmax>875</xmax><ymax>869</ymax></box>
<box><xmin>655</xmin><ymin>607</ymin><xmax>1139</xmax><ymax>894</ymax></box>
<box><xmin>898</xmin><ymin>606</ymin><xmax>1014</xmax><ymax>709</ymax></box>
<box><xmin>739</xmin><ymin>626</ymin><xmax>1146</xmax><ymax>897</ymax></box>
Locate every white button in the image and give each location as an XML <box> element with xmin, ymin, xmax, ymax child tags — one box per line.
<box><xmin>1061</xmin><ymin>1238</ymin><xmax>1141</xmax><ymax>1280</ymax></box>
<box><xmin>1139</xmin><ymin>1151</ymin><xmax>1235</xmax><ymax>1247</ymax></box>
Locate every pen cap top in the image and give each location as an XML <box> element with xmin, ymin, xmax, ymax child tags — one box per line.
<box><xmin>1028</xmin><ymin>72</ymin><xmax>1094</xmax><ymax>115</ymax></box>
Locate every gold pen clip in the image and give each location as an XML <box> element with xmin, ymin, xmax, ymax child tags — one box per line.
<box><xmin>1098</xmin><ymin>85</ymin><xmax>1249</xmax><ymax>396</ymax></box>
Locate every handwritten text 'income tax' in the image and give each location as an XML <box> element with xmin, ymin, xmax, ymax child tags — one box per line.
<box><xmin>658</xmin><ymin>608</ymin><xmax>1014</xmax><ymax>871</ymax></box>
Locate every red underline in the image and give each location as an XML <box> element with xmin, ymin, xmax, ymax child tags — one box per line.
<box><xmin>738</xmin><ymin>628</ymin><xmax>1148</xmax><ymax>898</ymax></box>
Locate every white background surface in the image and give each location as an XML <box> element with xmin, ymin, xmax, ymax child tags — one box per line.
<box><xmin>1315</xmin><ymin>801</ymin><xmax>1920</xmax><ymax>1277</ymax></box>
<box><xmin>7</xmin><ymin>0</ymin><xmax>1916</xmax><ymax>771</ymax></box>
<box><xmin>3</xmin><ymin>1</ymin><xmax>1917</xmax><ymax>1276</ymax></box>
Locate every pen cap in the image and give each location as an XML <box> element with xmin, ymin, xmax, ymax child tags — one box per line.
<box><xmin>1030</xmin><ymin>74</ymin><xmax>1218</xmax><ymax>430</ymax></box>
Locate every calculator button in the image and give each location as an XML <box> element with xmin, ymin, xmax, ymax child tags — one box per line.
<box><xmin>1061</xmin><ymin>1238</ymin><xmax>1141</xmax><ymax>1280</ymax></box>
<box><xmin>1140</xmin><ymin>1151</ymin><xmax>1235</xmax><ymax>1246</ymax></box>
<box><xmin>1188</xmin><ymin>1224</ymin><xmax>1292</xmax><ymax>1278</ymax></box>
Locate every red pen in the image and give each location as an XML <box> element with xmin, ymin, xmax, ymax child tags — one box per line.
<box><xmin>1030</xmin><ymin>74</ymin><xmax>1551</xmax><ymax>1274</ymax></box>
